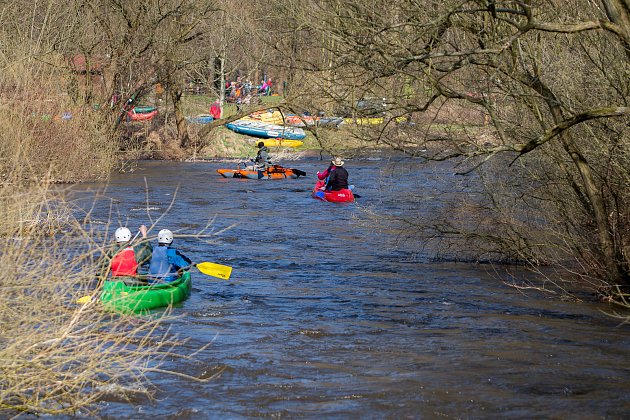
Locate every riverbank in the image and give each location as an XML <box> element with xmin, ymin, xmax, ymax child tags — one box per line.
<box><xmin>129</xmin><ymin>122</ymin><xmax>381</xmax><ymax>161</ymax></box>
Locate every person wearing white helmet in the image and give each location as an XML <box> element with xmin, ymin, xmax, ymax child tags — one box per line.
<box><xmin>105</xmin><ymin>224</ymin><xmax>153</xmax><ymax>285</ymax></box>
<box><xmin>148</xmin><ymin>229</ymin><xmax>192</xmax><ymax>282</ymax></box>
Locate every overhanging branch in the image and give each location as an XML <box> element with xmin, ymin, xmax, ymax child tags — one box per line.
<box><xmin>513</xmin><ymin>106</ymin><xmax>629</xmax><ymax>158</ymax></box>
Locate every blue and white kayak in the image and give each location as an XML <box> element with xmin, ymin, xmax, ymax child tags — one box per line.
<box><xmin>186</xmin><ymin>114</ymin><xmax>214</xmax><ymax>124</ymax></box>
<box><xmin>226</xmin><ymin>120</ymin><xmax>306</xmax><ymax>140</ymax></box>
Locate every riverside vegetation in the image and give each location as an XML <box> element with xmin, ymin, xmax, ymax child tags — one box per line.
<box><xmin>1</xmin><ymin>0</ymin><xmax>629</xmax><ymax>415</ymax></box>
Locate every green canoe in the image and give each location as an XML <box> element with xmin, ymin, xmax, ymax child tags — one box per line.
<box><xmin>100</xmin><ymin>271</ymin><xmax>192</xmax><ymax>313</ymax></box>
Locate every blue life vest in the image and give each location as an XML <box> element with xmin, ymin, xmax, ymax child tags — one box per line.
<box><xmin>149</xmin><ymin>246</ymin><xmax>179</xmax><ymax>281</ymax></box>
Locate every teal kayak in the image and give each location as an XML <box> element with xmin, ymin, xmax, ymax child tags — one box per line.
<box><xmin>100</xmin><ymin>271</ymin><xmax>192</xmax><ymax>313</ymax></box>
<box><xmin>133</xmin><ymin>105</ymin><xmax>157</xmax><ymax>113</ymax></box>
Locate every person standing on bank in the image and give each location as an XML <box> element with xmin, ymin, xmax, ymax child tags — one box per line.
<box><xmin>106</xmin><ymin>224</ymin><xmax>153</xmax><ymax>285</ymax></box>
<box><xmin>325</xmin><ymin>157</ymin><xmax>349</xmax><ymax>191</ymax></box>
<box><xmin>209</xmin><ymin>100</ymin><xmax>222</xmax><ymax>120</ymax></box>
<box><xmin>148</xmin><ymin>229</ymin><xmax>193</xmax><ymax>282</ymax></box>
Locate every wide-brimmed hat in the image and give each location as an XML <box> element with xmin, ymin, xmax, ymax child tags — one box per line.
<box><xmin>331</xmin><ymin>157</ymin><xmax>345</xmax><ymax>166</ymax></box>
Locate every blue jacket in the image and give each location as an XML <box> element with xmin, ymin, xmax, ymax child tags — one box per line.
<box><xmin>148</xmin><ymin>245</ymin><xmax>192</xmax><ymax>282</ymax></box>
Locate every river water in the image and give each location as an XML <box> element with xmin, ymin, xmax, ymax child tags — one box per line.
<box><xmin>70</xmin><ymin>157</ymin><xmax>630</xmax><ymax>418</ymax></box>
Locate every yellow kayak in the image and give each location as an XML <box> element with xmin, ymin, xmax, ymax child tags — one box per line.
<box><xmin>243</xmin><ymin>110</ymin><xmax>285</xmax><ymax>125</ymax></box>
<box><xmin>343</xmin><ymin>117</ymin><xmax>384</xmax><ymax>125</ymax></box>
<box><xmin>341</xmin><ymin>116</ymin><xmax>407</xmax><ymax>125</ymax></box>
<box><xmin>254</xmin><ymin>139</ymin><xmax>304</xmax><ymax>148</ymax></box>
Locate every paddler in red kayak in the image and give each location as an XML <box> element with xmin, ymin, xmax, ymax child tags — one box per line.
<box><xmin>316</xmin><ymin>157</ymin><xmax>349</xmax><ymax>191</ymax></box>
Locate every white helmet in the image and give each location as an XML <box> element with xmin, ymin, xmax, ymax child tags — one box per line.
<box><xmin>158</xmin><ymin>229</ymin><xmax>173</xmax><ymax>244</ymax></box>
<box><xmin>115</xmin><ymin>227</ymin><xmax>132</xmax><ymax>243</ymax></box>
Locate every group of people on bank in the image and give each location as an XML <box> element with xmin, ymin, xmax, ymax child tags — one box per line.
<box><xmin>105</xmin><ymin>225</ymin><xmax>192</xmax><ymax>285</ymax></box>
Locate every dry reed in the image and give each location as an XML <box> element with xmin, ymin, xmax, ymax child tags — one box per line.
<box><xmin>0</xmin><ymin>181</ymin><xmax>205</xmax><ymax>416</ymax></box>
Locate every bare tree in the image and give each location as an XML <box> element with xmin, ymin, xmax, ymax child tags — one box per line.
<box><xmin>282</xmin><ymin>0</ymin><xmax>630</xmax><ymax>299</ymax></box>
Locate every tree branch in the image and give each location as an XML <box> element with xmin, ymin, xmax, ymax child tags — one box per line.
<box><xmin>513</xmin><ymin>106</ymin><xmax>630</xmax><ymax>158</ymax></box>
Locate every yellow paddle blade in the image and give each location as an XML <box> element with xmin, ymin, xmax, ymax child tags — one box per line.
<box><xmin>76</xmin><ymin>295</ymin><xmax>92</xmax><ymax>304</ymax></box>
<box><xmin>196</xmin><ymin>262</ymin><xmax>232</xmax><ymax>280</ymax></box>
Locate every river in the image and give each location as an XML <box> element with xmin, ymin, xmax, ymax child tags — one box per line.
<box><xmin>69</xmin><ymin>157</ymin><xmax>630</xmax><ymax>418</ymax></box>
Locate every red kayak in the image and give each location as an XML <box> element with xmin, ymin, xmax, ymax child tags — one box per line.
<box><xmin>127</xmin><ymin>109</ymin><xmax>158</xmax><ymax>121</ymax></box>
<box><xmin>311</xmin><ymin>180</ymin><xmax>355</xmax><ymax>203</ymax></box>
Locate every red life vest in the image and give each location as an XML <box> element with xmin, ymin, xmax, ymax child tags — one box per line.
<box><xmin>111</xmin><ymin>247</ymin><xmax>138</xmax><ymax>276</ymax></box>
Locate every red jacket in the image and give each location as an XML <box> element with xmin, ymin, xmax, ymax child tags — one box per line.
<box><xmin>317</xmin><ymin>165</ymin><xmax>334</xmax><ymax>180</ymax></box>
<box><xmin>210</xmin><ymin>102</ymin><xmax>221</xmax><ymax>119</ymax></box>
<box><xmin>111</xmin><ymin>247</ymin><xmax>138</xmax><ymax>276</ymax></box>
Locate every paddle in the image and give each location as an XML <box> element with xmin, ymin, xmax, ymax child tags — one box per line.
<box><xmin>76</xmin><ymin>261</ymin><xmax>233</xmax><ymax>304</ymax></box>
<box><xmin>291</xmin><ymin>168</ymin><xmax>307</xmax><ymax>177</ymax></box>
<box><xmin>348</xmin><ymin>184</ymin><xmax>361</xmax><ymax>199</ymax></box>
<box><xmin>194</xmin><ymin>262</ymin><xmax>233</xmax><ymax>280</ymax></box>
<box><xmin>77</xmin><ymin>295</ymin><xmax>92</xmax><ymax>304</ymax></box>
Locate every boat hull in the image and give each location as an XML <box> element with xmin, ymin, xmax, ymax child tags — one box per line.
<box><xmin>255</xmin><ymin>139</ymin><xmax>303</xmax><ymax>148</ymax></box>
<box><xmin>128</xmin><ymin>109</ymin><xmax>158</xmax><ymax>121</ymax></box>
<box><xmin>311</xmin><ymin>181</ymin><xmax>355</xmax><ymax>203</ymax></box>
<box><xmin>217</xmin><ymin>165</ymin><xmax>305</xmax><ymax>179</ymax></box>
<box><xmin>285</xmin><ymin>115</ymin><xmax>344</xmax><ymax>128</ymax></box>
<box><xmin>133</xmin><ymin>105</ymin><xmax>157</xmax><ymax>113</ymax></box>
<box><xmin>100</xmin><ymin>271</ymin><xmax>192</xmax><ymax>313</ymax></box>
<box><xmin>187</xmin><ymin>114</ymin><xmax>214</xmax><ymax>124</ymax></box>
<box><xmin>343</xmin><ymin>117</ymin><xmax>383</xmax><ymax>125</ymax></box>
<box><xmin>226</xmin><ymin>120</ymin><xmax>306</xmax><ymax>140</ymax></box>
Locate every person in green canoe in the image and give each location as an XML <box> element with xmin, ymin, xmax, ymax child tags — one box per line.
<box><xmin>148</xmin><ymin>229</ymin><xmax>193</xmax><ymax>282</ymax></box>
<box><xmin>103</xmin><ymin>224</ymin><xmax>153</xmax><ymax>285</ymax></box>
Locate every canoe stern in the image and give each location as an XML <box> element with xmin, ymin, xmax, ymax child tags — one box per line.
<box><xmin>100</xmin><ymin>272</ymin><xmax>192</xmax><ymax>313</ymax></box>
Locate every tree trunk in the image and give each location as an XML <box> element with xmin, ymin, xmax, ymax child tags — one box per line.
<box><xmin>530</xmin><ymin>76</ymin><xmax>626</xmax><ymax>285</ymax></box>
<box><xmin>601</xmin><ymin>0</ymin><xmax>630</xmax><ymax>59</ymax></box>
<box><xmin>171</xmin><ymin>88</ymin><xmax>190</xmax><ymax>149</ymax></box>
<box><xmin>219</xmin><ymin>52</ymin><xmax>226</xmax><ymax>106</ymax></box>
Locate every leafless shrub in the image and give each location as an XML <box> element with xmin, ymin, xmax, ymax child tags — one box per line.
<box><xmin>276</xmin><ymin>0</ymin><xmax>630</xmax><ymax>302</ymax></box>
<box><xmin>0</xmin><ymin>181</ymin><xmax>223</xmax><ymax>416</ymax></box>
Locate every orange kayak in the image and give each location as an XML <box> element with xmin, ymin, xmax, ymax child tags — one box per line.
<box><xmin>217</xmin><ymin>165</ymin><xmax>306</xmax><ymax>180</ymax></box>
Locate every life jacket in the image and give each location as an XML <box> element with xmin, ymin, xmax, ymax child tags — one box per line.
<box><xmin>111</xmin><ymin>247</ymin><xmax>138</xmax><ymax>276</ymax></box>
<box><xmin>210</xmin><ymin>103</ymin><xmax>221</xmax><ymax>119</ymax></box>
<box><xmin>149</xmin><ymin>246</ymin><xmax>179</xmax><ymax>280</ymax></box>
<box><xmin>256</xmin><ymin>146</ymin><xmax>269</xmax><ymax>163</ymax></box>
<box><xmin>326</xmin><ymin>166</ymin><xmax>349</xmax><ymax>191</ymax></box>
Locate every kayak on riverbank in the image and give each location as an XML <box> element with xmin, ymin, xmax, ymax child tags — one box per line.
<box><xmin>253</xmin><ymin>138</ymin><xmax>304</xmax><ymax>148</ymax></box>
<box><xmin>226</xmin><ymin>120</ymin><xmax>306</xmax><ymax>140</ymax></box>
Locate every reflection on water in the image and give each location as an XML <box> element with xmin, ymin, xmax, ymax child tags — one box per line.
<box><xmin>70</xmin><ymin>159</ymin><xmax>630</xmax><ymax>418</ymax></box>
